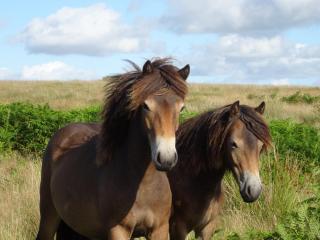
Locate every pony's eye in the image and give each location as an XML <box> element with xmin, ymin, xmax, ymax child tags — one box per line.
<box><xmin>180</xmin><ymin>106</ymin><xmax>185</xmax><ymax>112</ymax></box>
<box><xmin>143</xmin><ymin>103</ymin><xmax>150</xmax><ymax>111</ymax></box>
<box><xmin>232</xmin><ymin>141</ymin><xmax>238</xmax><ymax>149</ymax></box>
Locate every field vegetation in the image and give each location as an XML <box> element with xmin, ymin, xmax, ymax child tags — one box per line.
<box><xmin>0</xmin><ymin>81</ymin><xmax>319</xmax><ymax>239</ymax></box>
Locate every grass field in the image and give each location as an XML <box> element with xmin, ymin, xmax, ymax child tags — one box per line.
<box><xmin>1</xmin><ymin>80</ymin><xmax>320</xmax><ymax>126</ymax></box>
<box><xmin>0</xmin><ymin>81</ymin><xmax>319</xmax><ymax>239</ymax></box>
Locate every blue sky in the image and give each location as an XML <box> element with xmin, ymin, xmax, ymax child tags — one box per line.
<box><xmin>0</xmin><ymin>0</ymin><xmax>320</xmax><ymax>85</ymax></box>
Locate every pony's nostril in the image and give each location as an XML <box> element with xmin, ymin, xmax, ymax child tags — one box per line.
<box><xmin>247</xmin><ymin>185</ymin><xmax>251</xmax><ymax>196</ymax></box>
<box><xmin>157</xmin><ymin>152</ymin><xmax>162</xmax><ymax>164</ymax></box>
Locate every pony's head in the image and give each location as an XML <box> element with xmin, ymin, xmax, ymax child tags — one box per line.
<box><xmin>100</xmin><ymin>58</ymin><xmax>189</xmax><ymax>171</ymax></box>
<box><xmin>177</xmin><ymin>101</ymin><xmax>271</xmax><ymax>201</ymax></box>
<box><xmin>224</xmin><ymin>101</ymin><xmax>271</xmax><ymax>202</ymax></box>
<box><xmin>138</xmin><ymin>60</ymin><xmax>189</xmax><ymax>170</ymax></box>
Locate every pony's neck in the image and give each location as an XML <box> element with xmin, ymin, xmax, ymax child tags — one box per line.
<box><xmin>121</xmin><ymin>112</ymin><xmax>152</xmax><ymax>169</ymax></box>
<box><xmin>177</xmin><ymin>123</ymin><xmax>224</xmax><ymax>175</ymax></box>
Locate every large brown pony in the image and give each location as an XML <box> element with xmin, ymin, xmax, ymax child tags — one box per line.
<box><xmin>36</xmin><ymin>58</ymin><xmax>190</xmax><ymax>240</ymax></box>
<box><xmin>168</xmin><ymin>101</ymin><xmax>272</xmax><ymax>240</ymax></box>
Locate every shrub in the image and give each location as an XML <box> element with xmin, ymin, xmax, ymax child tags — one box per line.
<box><xmin>180</xmin><ymin>110</ymin><xmax>197</xmax><ymax>123</ymax></box>
<box><xmin>0</xmin><ymin>103</ymin><xmax>101</xmax><ymax>153</ymax></box>
<box><xmin>281</xmin><ymin>91</ymin><xmax>320</xmax><ymax>104</ymax></box>
<box><xmin>270</xmin><ymin>119</ymin><xmax>320</xmax><ymax>166</ymax></box>
<box><xmin>1</xmin><ymin>103</ymin><xmax>320</xmax><ymax>167</ymax></box>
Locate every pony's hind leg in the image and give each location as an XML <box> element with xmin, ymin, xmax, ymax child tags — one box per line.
<box><xmin>36</xmin><ymin>177</ymin><xmax>60</xmax><ymax>239</ymax></box>
<box><xmin>36</xmin><ymin>200</ymin><xmax>60</xmax><ymax>240</ymax></box>
<box><xmin>36</xmin><ymin>148</ymin><xmax>61</xmax><ymax>240</ymax></box>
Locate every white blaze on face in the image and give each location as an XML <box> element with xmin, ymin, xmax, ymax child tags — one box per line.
<box><xmin>150</xmin><ymin>136</ymin><xmax>176</xmax><ymax>163</ymax></box>
<box><xmin>246</xmin><ymin>171</ymin><xmax>262</xmax><ymax>189</ymax></box>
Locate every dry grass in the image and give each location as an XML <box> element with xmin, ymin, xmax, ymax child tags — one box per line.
<box><xmin>0</xmin><ymin>153</ymin><xmax>40</xmax><ymax>240</ymax></box>
<box><xmin>186</xmin><ymin>84</ymin><xmax>320</xmax><ymax>127</ymax></box>
<box><xmin>218</xmin><ymin>153</ymin><xmax>310</xmax><ymax>238</ymax></box>
<box><xmin>1</xmin><ymin>81</ymin><xmax>320</xmax><ymax>126</ymax></box>
<box><xmin>0</xmin><ymin>80</ymin><xmax>104</xmax><ymax>110</ymax></box>
<box><xmin>0</xmin><ymin>152</ymin><xmax>313</xmax><ymax>240</ymax></box>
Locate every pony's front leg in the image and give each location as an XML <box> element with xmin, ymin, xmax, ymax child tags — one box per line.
<box><xmin>169</xmin><ymin>217</ymin><xmax>189</xmax><ymax>240</ymax></box>
<box><xmin>196</xmin><ymin>220</ymin><xmax>216</xmax><ymax>240</ymax></box>
<box><xmin>108</xmin><ymin>225</ymin><xmax>131</xmax><ymax>240</ymax></box>
<box><xmin>148</xmin><ymin>223</ymin><xmax>169</xmax><ymax>240</ymax></box>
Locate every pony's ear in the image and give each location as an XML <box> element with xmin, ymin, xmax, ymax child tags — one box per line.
<box><xmin>143</xmin><ymin>60</ymin><xmax>153</xmax><ymax>74</ymax></box>
<box><xmin>255</xmin><ymin>101</ymin><xmax>265</xmax><ymax>115</ymax></box>
<box><xmin>178</xmin><ymin>64</ymin><xmax>190</xmax><ymax>80</ymax></box>
<box><xmin>230</xmin><ymin>100</ymin><xmax>240</xmax><ymax>118</ymax></box>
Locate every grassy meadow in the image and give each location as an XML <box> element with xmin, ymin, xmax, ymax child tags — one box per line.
<box><xmin>1</xmin><ymin>80</ymin><xmax>320</xmax><ymax>127</ymax></box>
<box><xmin>0</xmin><ymin>80</ymin><xmax>319</xmax><ymax>239</ymax></box>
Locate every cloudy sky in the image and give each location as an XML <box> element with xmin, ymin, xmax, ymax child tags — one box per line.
<box><xmin>0</xmin><ymin>0</ymin><xmax>320</xmax><ymax>85</ymax></box>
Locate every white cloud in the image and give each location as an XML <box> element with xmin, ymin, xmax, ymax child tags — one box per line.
<box><xmin>162</xmin><ymin>0</ymin><xmax>320</xmax><ymax>34</ymax></box>
<box><xmin>21</xmin><ymin>61</ymin><xmax>96</xmax><ymax>80</ymax></box>
<box><xmin>18</xmin><ymin>4</ymin><xmax>149</xmax><ymax>56</ymax></box>
<box><xmin>0</xmin><ymin>67</ymin><xmax>15</xmax><ymax>80</ymax></box>
<box><xmin>185</xmin><ymin>34</ymin><xmax>320</xmax><ymax>85</ymax></box>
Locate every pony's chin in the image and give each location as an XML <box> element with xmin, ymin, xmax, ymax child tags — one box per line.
<box><xmin>153</xmin><ymin>160</ymin><xmax>174</xmax><ymax>172</ymax></box>
<box><xmin>240</xmin><ymin>191</ymin><xmax>260</xmax><ymax>203</ymax></box>
<box><xmin>154</xmin><ymin>164</ymin><xmax>173</xmax><ymax>172</ymax></box>
<box><xmin>156</xmin><ymin>166</ymin><xmax>171</xmax><ymax>171</ymax></box>
<box><xmin>241</xmin><ymin>195</ymin><xmax>258</xmax><ymax>203</ymax></box>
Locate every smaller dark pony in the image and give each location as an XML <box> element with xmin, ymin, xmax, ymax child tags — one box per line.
<box><xmin>168</xmin><ymin>101</ymin><xmax>272</xmax><ymax>240</ymax></box>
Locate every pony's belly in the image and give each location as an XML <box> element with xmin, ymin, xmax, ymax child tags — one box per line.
<box><xmin>50</xmin><ymin>162</ymin><xmax>104</xmax><ymax>238</ymax></box>
<box><xmin>51</xmin><ymin>184</ymin><xmax>105</xmax><ymax>238</ymax></box>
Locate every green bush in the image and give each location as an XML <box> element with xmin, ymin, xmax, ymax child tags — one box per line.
<box><xmin>0</xmin><ymin>103</ymin><xmax>101</xmax><ymax>153</ymax></box>
<box><xmin>281</xmin><ymin>91</ymin><xmax>320</xmax><ymax>104</ymax></box>
<box><xmin>1</xmin><ymin>103</ymin><xmax>320</xmax><ymax>167</ymax></box>
<box><xmin>270</xmin><ymin>119</ymin><xmax>320</xmax><ymax>165</ymax></box>
<box><xmin>180</xmin><ymin>110</ymin><xmax>197</xmax><ymax>123</ymax></box>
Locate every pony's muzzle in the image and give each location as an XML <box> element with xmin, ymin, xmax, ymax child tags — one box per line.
<box><xmin>154</xmin><ymin>151</ymin><xmax>178</xmax><ymax>171</ymax></box>
<box><xmin>239</xmin><ymin>172</ymin><xmax>262</xmax><ymax>203</ymax></box>
<box><xmin>152</xmin><ymin>137</ymin><xmax>178</xmax><ymax>171</ymax></box>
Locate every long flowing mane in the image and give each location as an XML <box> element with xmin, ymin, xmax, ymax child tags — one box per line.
<box><xmin>177</xmin><ymin>104</ymin><xmax>272</xmax><ymax>174</ymax></box>
<box><xmin>98</xmin><ymin>58</ymin><xmax>188</xmax><ymax>164</ymax></box>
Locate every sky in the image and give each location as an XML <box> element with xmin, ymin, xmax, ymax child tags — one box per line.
<box><xmin>0</xmin><ymin>0</ymin><xmax>320</xmax><ymax>86</ymax></box>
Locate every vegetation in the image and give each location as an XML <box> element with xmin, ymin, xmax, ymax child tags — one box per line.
<box><xmin>0</xmin><ymin>103</ymin><xmax>100</xmax><ymax>153</ymax></box>
<box><xmin>0</xmin><ymin>82</ymin><xmax>319</xmax><ymax>240</ymax></box>
<box><xmin>281</xmin><ymin>91</ymin><xmax>320</xmax><ymax>104</ymax></box>
<box><xmin>1</xmin><ymin>103</ymin><xmax>320</xmax><ymax>166</ymax></box>
<box><xmin>270</xmin><ymin>120</ymin><xmax>320</xmax><ymax>166</ymax></box>
<box><xmin>1</xmin><ymin>81</ymin><xmax>320</xmax><ymax>126</ymax></box>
